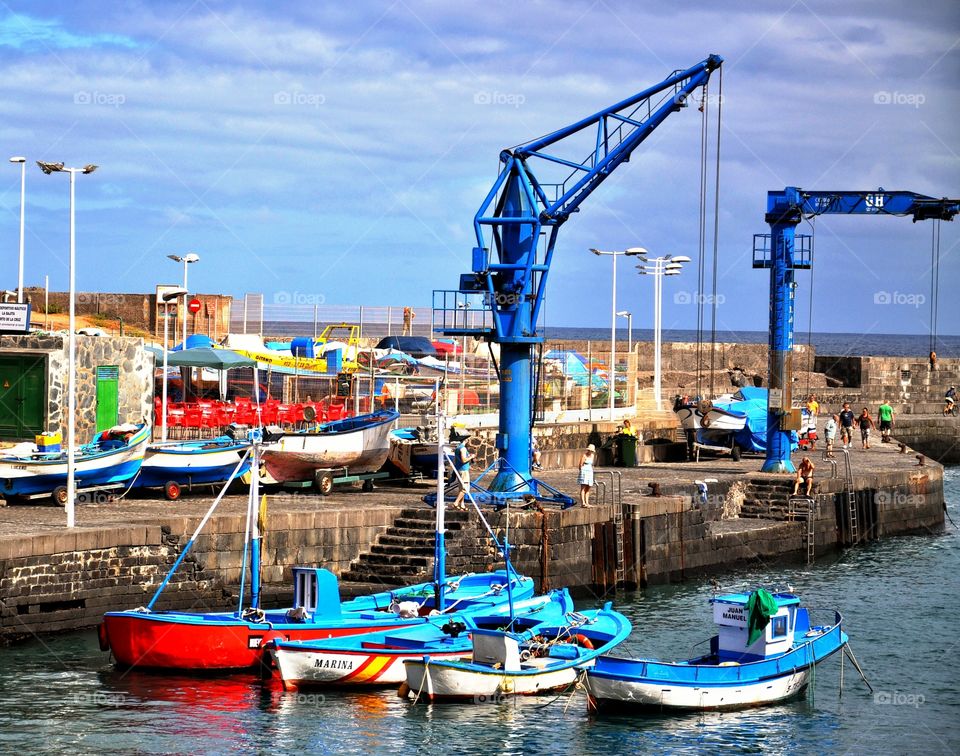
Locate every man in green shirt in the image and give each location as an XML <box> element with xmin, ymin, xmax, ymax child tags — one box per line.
<box><xmin>878</xmin><ymin>400</ymin><xmax>895</xmax><ymax>443</ymax></box>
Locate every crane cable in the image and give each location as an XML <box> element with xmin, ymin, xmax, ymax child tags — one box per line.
<box><xmin>802</xmin><ymin>216</ymin><xmax>817</xmax><ymax>400</ymax></box>
<box><xmin>708</xmin><ymin>66</ymin><xmax>723</xmax><ymax>399</ymax></box>
<box><xmin>695</xmin><ymin>81</ymin><xmax>709</xmax><ymax>398</ymax></box>
<box><xmin>929</xmin><ymin>219</ymin><xmax>941</xmax><ymax>355</ymax></box>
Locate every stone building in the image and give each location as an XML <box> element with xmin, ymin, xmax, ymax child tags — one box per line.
<box><xmin>0</xmin><ymin>334</ymin><xmax>153</xmax><ymax>443</ymax></box>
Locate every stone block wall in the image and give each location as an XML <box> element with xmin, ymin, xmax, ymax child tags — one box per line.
<box><xmin>0</xmin><ymin>334</ymin><xmax>153</xmax><ymax>442</ymax></box>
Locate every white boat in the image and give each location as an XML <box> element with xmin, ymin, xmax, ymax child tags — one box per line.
<box><xmin>675</xmin><ymin>397</ymin><xmax>747</xmax><ymax>432</ymax></box>
<box><xmin>585</xmin><ymin>590</ymin><xmax>848</xmax><ymax>713</ymax></box>
<box><xmin>0</xmin><ymin>423</ymin><xmax>150</xmax><ymax>504</ymax></box>
<box><xmin>260</xmin><ymin>409</ymin><xmax>399</xmax><ymax>484</ymax></box>
<box><xmin>387</xmin><ymin>425</ymin><xmax>450</xmax><ymax>477</ymax></box>
<box><xmin>403</xmin><ymin>603</ymin><xmax>631</xmax><ymax>700</ymax></box>
<box><xmin>270</xmin><ymin>590</ymin><xmax>573</xmax><ymax>689</ymax></box>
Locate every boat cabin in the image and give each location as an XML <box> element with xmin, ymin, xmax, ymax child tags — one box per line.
<box><xmin>292</xmin><ymin>567</ymin><xmax>342</xmax><ymax>619</ymax></box>
<box><xmin>710</xmin><ymin>592</ymin><xmax>802</xmax><ymax>662</ymax></box>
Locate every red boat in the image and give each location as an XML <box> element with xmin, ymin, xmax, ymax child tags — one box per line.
<box><xmin>100</xmin><ymin>567</ymin><xmax>533</xmax><ymax>670</ymax></box>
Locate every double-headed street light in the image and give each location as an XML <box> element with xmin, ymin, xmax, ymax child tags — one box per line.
<box><xmin>37</xmin><ymin>161</ymin><xmax>98</xmax><ymax>529</ymax></box>
<box><xmin>636</xmin><ymin>254</ymin><xmax>691</xmax><ymax>411</ymax></box>
<box><xmin>167</xmin><ymin>253</ymin><xmax>200</xmax><ymax>349</ymax></box>
<box><xmin>9</xmin><ymin>157</ymin><xmax>25</xmax><ymax>302</ymax></box>
<box><xmin>589</xmin><ymin>247</ymin><xmax>647</xmax><ymax>417</ymax></box>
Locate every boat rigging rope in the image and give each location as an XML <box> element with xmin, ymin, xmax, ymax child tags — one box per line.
<box><xmin>708</xmin><ymin>66</ymin><xmax>723</xmax><ymax>398</ymax></box>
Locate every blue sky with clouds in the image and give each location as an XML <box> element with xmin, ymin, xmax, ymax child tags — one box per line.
<box><xmin>1</xmin><ymin>1</ymin><xmax>957</xmax><ymax>335</ymax></box>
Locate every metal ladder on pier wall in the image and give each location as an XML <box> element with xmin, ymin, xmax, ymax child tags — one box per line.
<box><xmin>594</xmin><ymin>471</ymin><xmax>625</xmax><ymax>585</ymax></box>
<box><xmin>822</xmin><ymin>449</ymin><xmax>858</xmax><ymax>547</ymax></box>
<box><xmin>788</xmin><ymin>493</ymin><xmax>818</xmax><ymax>565</ymax></box>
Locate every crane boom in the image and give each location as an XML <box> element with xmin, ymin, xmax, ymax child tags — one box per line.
<box><xmin>434</xmin><ymin>55</ymin><xmax>723</xmax><ymax>502</ymax></box>
<box><xmin>756</xmin><ymin>186</ymin><xmax>960</xmax><ymax>472</ymax></box>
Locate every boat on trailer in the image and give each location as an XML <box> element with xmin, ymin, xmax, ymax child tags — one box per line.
<box><xmin>270</xmin><ymin>588</ymin><xmax>574</xmax><ymax>689</ymax></box>
<box><xmin>0</xmin><ymin>423</ymin><xmax>150</xmax><ymax>504</ymax></box>
<box><xmin>585</xmin><ymin>590</ymin><xmax>848</xmax><ymax>713</ymax></box>
<box><xmin>260</xmin><ymin>408</ymin><xmax>399</xmax><ymax>484</ymax></box>
<box><xmin>403</xmin><ymin>602</ymin><xmax>631</xmax><ymax>700</ymax></box>
<box><xmin>133</xmin><ymin>437</ymin><xmax>251</xmax><ymax>500</ymax></box>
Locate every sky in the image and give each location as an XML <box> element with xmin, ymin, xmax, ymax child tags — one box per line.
<box><xmin>0</xmin><ymin>0</ymin><xmax>958</xmax><ymax>336</ymax></box>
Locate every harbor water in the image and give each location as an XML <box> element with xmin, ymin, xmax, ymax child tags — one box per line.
<box><xmin>1</xmin><ymin>468</ymin><xmax>956</xmax><ymax>754</ymax></box>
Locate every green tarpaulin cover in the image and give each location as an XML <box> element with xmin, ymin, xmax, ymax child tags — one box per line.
<box><xmin>746</xmin><ymin>588</ymin><xmax>779</xmax><ymax>645</ymax></box>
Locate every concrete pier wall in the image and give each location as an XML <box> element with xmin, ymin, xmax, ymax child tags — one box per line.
<box><xmin>0</xmin><ymin>460</ymin><xmax>943</xmax><ymax>643</ymax></box>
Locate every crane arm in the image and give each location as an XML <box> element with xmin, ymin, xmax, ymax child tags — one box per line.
<box><xmin>766</xmin><ymin>187</ymin><xmax>960</xmax><ymax>224</ymax></box>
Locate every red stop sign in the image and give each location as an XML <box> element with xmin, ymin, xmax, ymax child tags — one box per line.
<box><xmin>187</xmin><ymin>298</ymin><xmax>202</xmax><ymax>314</ymax></box>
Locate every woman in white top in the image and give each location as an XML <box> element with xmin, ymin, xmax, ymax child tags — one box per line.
<box><xmin>578</xmin><ymin>443</ymin><xmax>596</xmax><ymax>507</ymax></box>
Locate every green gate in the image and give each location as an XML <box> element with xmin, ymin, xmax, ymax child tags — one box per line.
<box><xmin>95</xmin><ymin>365</ymin><xmax>120</xmax><ymax>432</ymax></box>
<box><xmin>0</xmin><ymin>354</ymin><xmax>46</xmax><ymax>440</ymax></box>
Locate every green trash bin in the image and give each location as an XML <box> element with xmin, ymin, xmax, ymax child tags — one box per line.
<box><xmin>618</xmin><ymin>434</ymin><xmax>638</xmax><ymax>467</ymax></box>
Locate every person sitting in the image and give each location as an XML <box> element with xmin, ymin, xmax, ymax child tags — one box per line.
<box><xmin>792</xmin><ymin>456</ymin><xmax>815</xmax><ymax>497</ymax></box>
<box><xmin>945</xmin><ymin>386</ymin><xmax>957</xmax><ymax>416</ymax></box>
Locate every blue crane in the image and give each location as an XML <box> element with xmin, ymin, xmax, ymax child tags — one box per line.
<box><xmin>754</xmin><ymin>187</ymin><xmax>960</xmax><ymax>472</ymax></box>
<box><xmin>434</xmin><ymin>54</ymin><xmax>723</xmax><ymax>504</ymax></box>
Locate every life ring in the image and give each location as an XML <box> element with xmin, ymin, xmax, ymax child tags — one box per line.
<box><xmin>572</xmin><ymin>634</ymin><xmax>595</xmax><ymax>650</ymax></box>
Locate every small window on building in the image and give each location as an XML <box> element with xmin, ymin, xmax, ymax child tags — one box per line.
<box><xmin>771</xmin><ymin>615</ymin><xmax>788</xmax><ymax>638</ymax></box>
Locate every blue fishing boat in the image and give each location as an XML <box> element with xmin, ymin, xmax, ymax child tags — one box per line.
<box><xmin>0</xmin><ymin>423</ymin><xmax>150</xmax><ymax>504</ymax></box>
<box><xmin>403</xmin><ymin>602</ymin><xmax>631</xmax><ymax>700</ymax></box>
<box><xmin>585</xmin><ymin>589</ymin><xmax>848</xmax><ymax>712</ymax></box>
<box><xmin>270</xmin><ymin>588</ymin><xmax>575</xmax><ymax>688</ymax></box>
<box><xmin>134</xmin><ymin>437</ymin><xmax>252</xmax><ymax>500</ymax></box>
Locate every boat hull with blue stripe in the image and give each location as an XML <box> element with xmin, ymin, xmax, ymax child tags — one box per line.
<box><xmin>0</xmin><ymin>424</ymin><xmax>150</xmax><ymax>501</ymax></box>
<box><xmin>134</xmin><ymin>438</ymin><xmax>252</xmax><ymax>496</ymax></box>
<box><xmin>585</xmin><ymin>591</ymin><xmax>848</xmax><ymax>712</ymax></box>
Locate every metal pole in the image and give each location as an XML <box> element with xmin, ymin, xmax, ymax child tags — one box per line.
<box><xmin>44</xmin><ymin>275</ymin><xmax>48</xmax><ymax>330</ymax></box>
<box><xmin>627</xmin><ymin>313</ymin><xmax>633</xmax><ymax>354</ymax></box>
<box><xmin>16</xmin><ymin>160</ymin><xmax>25</xmax><ymax>303</ymax></box>
<box><xmin>610</xmin><ymin>252</ymin><xmax>616</xmax><ymax>418</ymax></box>
<box><xmin>313</xmin><ymin>304</ymin><xmax>318</xmax><ymax>339</ymax></box>
<box><xmin>66</xmin><ymin>169</ymin><xmax>76</xmax><ymax>529</ymax></box>
<box><xmin>358</xmin><ymin>305</ymin><xmax>364</xmax><ymax>340</ymax></box>
<box><xmin>181</xmin><ymin>258</ymin><xmax>188</xmax><ymax>349</ymax></box>
<box><xmin>587</xmin><ymin>340</ymin><xmax>592</xmax><ymax>421</ymax></box>
<box><xmin>162</xmin><ymin>305</ymin><xmax>170</xmax><ymax>441</ymax></box>
<box><xmin>654</xmin><ymin>263</ymin><xmax>662</xmax><ymax>411</ymax></box>
<box><xmin>243</xmin><ymin>296</ymin><xmax>248</xmax><ymax>335</ymax></box>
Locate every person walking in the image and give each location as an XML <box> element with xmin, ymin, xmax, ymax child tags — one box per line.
<box><xmin>578</xmin><ymin>443</ymin><xmax>596</xmax><ymax>507</ymax></box>
<box><xmin>839</xmin><ymin>402</ymin><xmax>855</xmax><ymax>449</ymax></box>
<box><xmin>945</xmin><ymin>386</ymin><xmax>957</xmax><ymax>416</ymax></box>
<box><xmin>824</xmin><ymin>414</ymin><xmax>838</xmax><ymax>458</ymax></box>
<box><xmin>877</xmin><ymin>400</ymin><xmax>895</xmax><ymax>443</ymax></box>
<box><xmin>402</xmin><ymin>306</ymin><xmax>416</xmax><ymax>336</ymax></box>
<box><xmin>857</xmin><ymin>407</ymin><xmax>875</xmax><ymax>449</ymax></box>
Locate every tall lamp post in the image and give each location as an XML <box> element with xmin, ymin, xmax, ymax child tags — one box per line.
<box><xmin>159</xmin><ymin>288</ymin><xmax>188</xmax><ymax>441</ymax></box>
<box><xmin>167</xmin><ymin>253</ymin><xmax>199</xmax><ymax>349</ymax></box>
<box><xmin>9</xmin><ymin>157</ymin><xmax>25</xmax><ymax>302</ymax></box>
<box><xmin>37</xmin><ymin>161</ymin><xmax>98</xmax><ymax>529</ymax></box>
<box><xmin>616</xmin><ymin>310</ymin><xmax>633</xmax><ymax>353</ymax></box>
<box><xmin>589</xmin><ymin>247</ymin><xmax>647</xmax><ymax>418</ymax></box>
<box><xmin>636</xmin><ymin>254</ymin><xmax>690</xmax><ymax>411</ymax></box>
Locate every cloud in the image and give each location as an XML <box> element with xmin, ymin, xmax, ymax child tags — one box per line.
<box><xmin>0</xmin><ymin>13</ymin><xmax>137</xmax><ymax>51</ymax></box>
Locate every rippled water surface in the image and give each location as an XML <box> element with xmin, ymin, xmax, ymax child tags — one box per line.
<box><xmin>1</xmin><ymin>469</ymin><xmax>957</xmax><ymax>754</ymax></box>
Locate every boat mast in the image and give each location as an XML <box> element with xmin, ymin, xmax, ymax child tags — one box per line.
<box><xmin>250</xmin><ymin>442</ymin><xmax>263</xmax><ymax>609</ymax></box>
<box><xmin>433</xmin><ymin>387</ymin><xmax>446</xmax><ymax>609</ymax></box>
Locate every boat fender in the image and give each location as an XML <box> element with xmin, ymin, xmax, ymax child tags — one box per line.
<box><xmin>97</xmin><ymin>622</ymin><xmax>110</xmax><ymax>652</ymax></box>
<box><xmin>572</xmin><ymin>634</ymin><xmax>595</xmax><ymax>650</ymax></box>
<box><xmin>701</xmin><ymin>415</ymin><xmax>712</xmax><ymax>428</ymax></box>
<box><xmin>397</xmin><ymin>682</ymin><xmax>411</xmax><ymax>698</ymax></box>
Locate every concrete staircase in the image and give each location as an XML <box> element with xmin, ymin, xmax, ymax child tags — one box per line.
<box><xmin>340</xmin><ymin>507</ymin><xmax>469</xmax><ymax>585</ymax></box>
<box><xmin>738</xmin><ymin>477</ymin><xmax>799</xmax><ymax>519</ymax></box>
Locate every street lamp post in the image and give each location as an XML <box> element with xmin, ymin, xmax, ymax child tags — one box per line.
<box><xmin>159</xmin><ymin>288</ymin><xmax>188</xmax><ymax>442</ymax></box>
<box><xmin>616</xmin><ymin>310</ymin><xmax>633</xmax><ymax>353</ymax></box>
<box><xmin>37</xmin><ymin>161</ymin><xmax>98</xmax><ymax>529</ymax></box>
<box><xmin>168</xmin><ymin>253</ymin><xmax>199</xmax><ymax>349</ymax></box>
<box><xmin>9</xmin><ymin>157</ymin><xmax>25</xmax><ymax>302</ymax></box>
<box><xmin>636</xmin><ymin>255</ymin><xmax>690</xmax><ymax>411</ymax></box>
<box><xmin>589</xmin><ymin>247</ymin><xmax>646</xmax><ymax>418</ymax></box>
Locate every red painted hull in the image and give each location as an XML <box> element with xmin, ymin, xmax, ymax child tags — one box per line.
<box><xmin>101</xmin><ymin>614</ymin><xmax>410</xmax><ymax>670</ymax></box>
